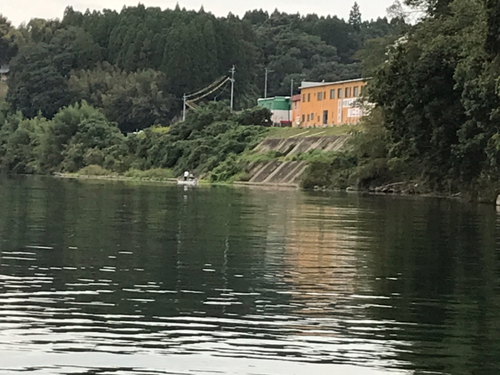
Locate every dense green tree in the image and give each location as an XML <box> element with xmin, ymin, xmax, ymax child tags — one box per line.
<box><xmin>69</xmin><ymin>63</ymin><xmax>174</xmax><ymax>132</ymax></box>
<box><xmin>26</xmin><ymin>18</ymin><xmax>62</xmax><ymax>44</ymax></box>
<box><xmin>128</xmin><ymin>102</ymin><xmax>267</xmax><ymax>174</ymax></box>
<box><xmin>1</xmin><ymin>115</ymin><xmax>48</xmax><ymax>173</ymax></box>
<box><xmin>37</xmin><ymin>101</ymin><xmax>127</xmax><ymax>173</ymax></box>
<box><xmin>7</xmin><ymin>24</ymin><xmax>100</xmax><ymax>119</ymax></box>
<box><xmin>3</xmin><ymin>5</ymin><xmax>403</xmax><ymax>124</ymax></box>
<box><xmin>404</xmin><ymin>0</ymin><xmax>454</xmax><ymax>15</ymax></box>
<box><xmin>355</xmin><ymin>36</ymin><xmax>401</xmax><ymax>76</ymax></box>
<box><xmin>485</xmin><ymin>0</ymin><xmax>500</xmax><ymax>57</ymax></box>
<box><xmin>243</xmin><ymin>9</ymin><xmax>269</xmax><ymax>25</ymax></box>
<box><xmin>49</xmin><ymin>26</ymin><xmax>101</xmax><ymax>72</ymax></box>
<box><xmin>255</xmin><ymin>12</ymin><xmax>365</xmax><ymax>96</ymax></box>
<box><xmin>349</xmin><ymin>2</ymin><xmax>362</xmax><ymax>31</ymax></box>
<box><xmin>366</xmin><ymin>0</ymin><xmax>500</xmax><ymax>194</ymax></box>
<box><xmin>0</xmin><ymin>15</ymin><xmax>17</xmax><ymax>64</ymax></box>
<box><xmin>6</xmin><ymin>43</ymin><xmax>71</xmax><ymax>118</ymax></box>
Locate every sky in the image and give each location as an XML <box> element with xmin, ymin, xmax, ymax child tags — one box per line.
<box><xmin>1</xmin><ymin>0</ymin><xmax>397</xmax><ymax>27</ymax></box>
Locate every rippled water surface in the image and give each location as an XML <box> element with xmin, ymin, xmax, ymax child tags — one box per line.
<box><xmin>1</xmin><ymin>176</ymin><xmax>500</xmax><ymax>374</ymax></box>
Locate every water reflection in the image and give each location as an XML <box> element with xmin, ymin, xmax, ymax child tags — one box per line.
<box><xmin>0</xmin><ymin>177</ymin><xmax>499</xmax><ymax>374</ymax></box>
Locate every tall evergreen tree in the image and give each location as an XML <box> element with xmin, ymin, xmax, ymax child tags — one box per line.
<box><xmin>349</xmin><ymin>2</ymin><xmax>362</xmax><ymax>31</ymax></box>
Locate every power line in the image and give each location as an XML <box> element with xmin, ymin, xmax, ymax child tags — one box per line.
<box><xmin>188</xmin><ymin>77</ymin><xmax>230</xmax><ymax>102</ymax></box>
<box><xmin>214</xmin><ymin>80</ymin><xmax>230</xmax><ymax>101</ymax></box>
<box><xmin>186</xmin><ymin>76</ymin><xmax>227</xmax><ymax>99</ymax></box>
<box><xmin>182</xmin><ymin>68</ymin><xmax>235</xmax><ymax>120</ymax></box>
<box><xmin>183</xmin><ymin>77</ymin><xmax>231</xmax><ymax>120</ymax></box>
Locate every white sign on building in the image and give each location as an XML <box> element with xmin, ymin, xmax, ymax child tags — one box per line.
<box><xmin>347</xmin><ymin>108</ymin><xmax>363</xmax><ymax>118</ymax></box>
<box><xmin>342</xmin><ymin>98</ymin><xmax>358</xmax><ymax>108</ymax></box>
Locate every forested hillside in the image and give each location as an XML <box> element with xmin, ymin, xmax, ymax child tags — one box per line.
<box><xmin>303</xmin><ymin>0</ymin><xmax>500</xmax><ymax>200</ymax></box>
<box><xmin>0</xmin><ymin>4</ymin><xmax>404</xmax><ymax>131</ymax></box>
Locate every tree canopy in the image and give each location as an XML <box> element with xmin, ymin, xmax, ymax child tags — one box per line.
<box><xmin>0</xmin><ymin>5</ymin><xmax>403</xmax><ymax>130</ymax></box>
<box><xmin>363</xmin><ymin>0</ymin><xmax>500</xmax><ymax>195</ymax></box>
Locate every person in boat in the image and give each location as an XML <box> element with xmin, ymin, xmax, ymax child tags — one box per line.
<box><xmin>183</xmin><ymin>171</ymin><xmax>189</xmax><ymax>181</ymax></box>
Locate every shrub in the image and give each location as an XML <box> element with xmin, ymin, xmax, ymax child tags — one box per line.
<box><xmin>77</xmin><ymin>165</ymin><xmax>112</xmax><ymax>176</ymax></box>
<box><xmin>124</xmin><ymin>168</ymin><xmax>174</xmax><ymax>180</ymax></box>
<box><xmin>236</xmin><ymin>106</ymin><xmax>272</xmax><ymax>126</ymax></box>
<box><xmin>209</xmin><ymin>154</ymin><xmax>243</xmax><ymax>183</ymax></box>
<box><xmin>300</xmin><ymin>153</ymin><xmax>357</xmax><ymax>190</ymax></box>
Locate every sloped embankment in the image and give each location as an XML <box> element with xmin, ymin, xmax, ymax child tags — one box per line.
<box><xmin>240</xmin><ymin>135</ymin><xmax>349</xmax><ymax>187</ymax></box>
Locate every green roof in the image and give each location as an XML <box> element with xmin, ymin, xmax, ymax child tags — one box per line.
<box><xmin>257</xmin><ymin>96</ymin><xmax>291</xmax><ymax>111</ymax></box>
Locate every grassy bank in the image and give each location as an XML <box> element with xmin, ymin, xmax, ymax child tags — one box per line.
<box><xmin>60</xmin><ymin>165</ymin><xmax>203</xmax><ymax>184</ymax></box>
<box><xmin>75</xmin><ymin>165</ymin><xmax>177</xmax><ymax>180</ymax></box>
<box><xmin>266</xmin><ymin>125</ymin><xmax>358</xmax><ymax>139</ymax></box>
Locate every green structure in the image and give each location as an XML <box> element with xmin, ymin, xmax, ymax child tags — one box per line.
<box><xmin>257</xmin><ymin>96</ymin><xmax>292</xmax><ymax>126</ymax></box>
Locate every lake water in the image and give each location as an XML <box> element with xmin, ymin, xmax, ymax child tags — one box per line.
<box><xmin>0</xmin><ymin>176</ymin><xmax>499</xmax><ymax>375</ymax></box>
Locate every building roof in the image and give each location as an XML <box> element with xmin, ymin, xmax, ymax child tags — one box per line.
<box><xmin>299</xmin><ymin>77</ymin><xmax>368</xmax><ymax>89</ymax></box>
<box><xmin>257</xmin><ymin>96</ymin><xmax>291</xmax><ymax>111</ymax></box>
<box><xmin>257</xmin><ymin>96</ymin><xmax>291</xmax><ymax>101</ymax></box>
<box><xmin>291</xmin><ymin>94</ymin><xmax>301</xmax><ymax>102</ymax></box>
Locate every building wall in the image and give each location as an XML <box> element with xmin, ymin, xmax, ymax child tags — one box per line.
<box><xmin>291</xmin><ymin>95</ymin><xmax>301</xmax><ymax>127</ymax></box>
<box><xmin>269</xmin><ymin>109</ymin><xmax>291</xmax><ymax>124</ymax></box>
<box><xmin>257</xmin><ymin>96</ymin><xmax>292</xmax><ymax>126</ymax></box>
<box><xmin>299</xmin><ymin>79</ymin><xmax>368</xmax><ymax>127</ymax></box>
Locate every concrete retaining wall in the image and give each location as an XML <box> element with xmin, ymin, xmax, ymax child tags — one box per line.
<box><xmin>243</xmin><ymin>135</ymin><xmax>349</xmax><ymax>187</ymax></box>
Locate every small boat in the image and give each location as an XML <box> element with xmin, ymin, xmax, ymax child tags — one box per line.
<box><xmin>177</xmin><ymin>178</ymin><xmax>199</xmax><ymax>187</ymax></box>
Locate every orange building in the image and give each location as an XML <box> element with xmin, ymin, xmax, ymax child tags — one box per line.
<box><xmin>291</xmin><ymin>94</ymin><xmax>301</xmax><ymax>127</ymax></box>
<box><xmin>298</xmin><ymin>78</ymin><xmax>368</xmax><ymax>127</ymax></box>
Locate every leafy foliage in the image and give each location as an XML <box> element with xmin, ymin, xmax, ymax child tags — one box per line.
<box><xmin>6</xmin><ymin>43</ymin><xmax>71</xmax><ymax>119</ymax></box>
<box><xmin>69</xmin><ymin>63</ymin><xmax>174</xmax><ymax>132</ymax></box>
<box><xmin>0</xmin><ymin>6</ymin><xmax>408</xmax><ymax>187</ymax></box>
<box><xmin>236</xmin><ymin>106</ymin><xmax>272</xmax><ymax>126</ymax></box>
<box><xmin>300</xmin><ymin>108</ymin><xmax>393</xmax><ymax>190</ymax></box>
<box><xmin>0</xmin><ymin>101</ymin><xmax>268</xmax><ymax>182</ymax></box>
<box><xmin>0</xmin><ymin>15</ymin><xmax>20</xmax><ymax>65</ymax></box>
<box><xmin>323</xmin><ymin>0</ymin><xmax>500</xmax><ymax>198</ymax></box>
<box><xmin>127</xmin><ymin>102</ymin><xmax>268</xmax><ymax>176</ymax></box>
<box><xmin>1</xmin><ymin>6</ymin><xmax>403</xmax><ymax>121</ymax></box>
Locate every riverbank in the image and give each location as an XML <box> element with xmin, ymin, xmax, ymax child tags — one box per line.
<box><xmin>234</xmin><ymin>135</ymin><xmax>350</xmax><ymax>186</ymax></box>
<box><xmin>52</xmin><ymin>172</ymin><xmax>303</xmax><ymax>190</ymax></box>
<box><xmin>50</xmin><ymin>131</ymin><xmax>353</xmax><ymax>189</ymax></box>
<box><xmin>53</xmin><ymin>172</ymin><xmax>179</xmax><ymax>184</ymax></box>
<box><xmin>50</xmin><ymin>170</ymin><xmax>492</xmax><ymax>204</ymax></box>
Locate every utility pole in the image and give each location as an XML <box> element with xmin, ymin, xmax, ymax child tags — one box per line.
<box><xmin>182</xmin><ymin>93</ymin><xmax>187</xmax><ymax>121</ymax></box>
<box><xmin>264</xmin><ymin>68</ymin><xmax>273</xmax><ymax>98</ymax></box>
<box><xmin>264</xmin><ymin>68</ymin><xmax>268</xmax><ymax>98</ymax></box>
<box><xmin>290</xmin><ymin>78</ymin><xmax>294</xmax><ymax>97</ymax></box>
<box><xmin>230</xmin><ymin>65</ymin><xmax>235</xmax><ymax>111</ymax></box>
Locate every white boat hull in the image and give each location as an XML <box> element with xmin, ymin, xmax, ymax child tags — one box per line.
<box><xmin>177</xmin><ymin>179</ymin><xmax>199</xmax><ymax>187</ymax></box>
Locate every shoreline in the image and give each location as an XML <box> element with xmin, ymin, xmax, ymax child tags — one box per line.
<box><xmin>52</xmin><ymin>172</ymin><xmax>180</xmax><ymax>185</ymax></box>
<box><xmin>52</xmin><ymin>172</ymin><xmax>301</xmax><ymax>189</ymax></box>
<box><xmin>49</xmin><ymin>173</ymin><xmax>484</xmax><ymax>202</ymax></box>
